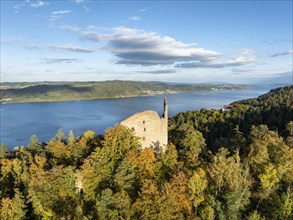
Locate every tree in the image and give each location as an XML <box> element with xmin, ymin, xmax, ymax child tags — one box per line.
<box><xmin>258</xmin><ymin>164</ymin><xmax>279</xmax><ymax>198</ymax></box>
<box><xmin>188</xmin><ymin>168</ymin><xmax>208</xmax><ymax>208</ymax></box>
<box><xmin>57</xmin><ymin>129</ymin><xmax>65</xmax><ymax>142</ymax></box>
<box><xmin>0</xmin><ymin>189</ymin><xmax>26</xmax><ymax>220</ymax></box>
<box><xmin>132</xmin><ymin>180</ymin><xmax>160</xmax><ymax>220</ymax></box>
<box><xmin>246</xmin><ymin>211</ymin><xmax>265</xmax><ymax>220</ymax></box>
<box><xmin>199</xmin><ymin>205</ymin><xmax>215</xmax><ymax>220</ymax></box>
<box><xmin>28</xmin><ymin>164</ymin><xmax>78</xmax><ymax>219</ymax></box>
<box><xmin>0</xmin><ymin>144</ymin><xmax>9</xmax><ymax>160</ymax></box>
<box><xmin>80</xmin><ymin>147</ymin><xmax>115</xmax><ymax>200</ymax></box>
<box><xmin>155</xmin><ymin>143</ymin><xmax>179</xmax><ymax>183</ymax></box>
<box><xmin>113</xmin><ymin>158</ymin><xmax>137</xmax><ymax>193</ymax></box>
<box><xmin>102</xmin><ymin>124</ymin><xmax>141</xmax><ymax>156</ymax></box>
<box><xmin>208</xmin><ymin>148</ymin><xmax>251</xmax><ymax>219</ymax></box>
<box><xmin>286</xmin><ymin>121</ymin><xmax>293</xmax><ymax>147</ymax></box>
<box><xmin>96</xmin><ymin>189</ymin><xmax>132</xmax><ymax>220</ymax></box>
<box><xmin>126</xmin><ymin>147</ymin><xmax>156</xmax><ymax>182</ymax></box>
<box><xmin>27</xmin><ymin>134</ymin><xmax>42</xmax><ymax>156</ymax></box>
<box><xmin>68</xmin><ymin>130</ymin><xmax>75</xmax><ymax>146</ymax></box>
<box><xmin>264</xmin><ymin>189</ymin><xmax>293</xmax><ymax>220</ymax></box>
<box><xmin>177</xmin><ymin>125</ymin><xmax>206</xmax><ymax>169</ymax></box>
<box><xmin>230</xmin><ymin>125</ymin><xmax>247</xmax><ymax>152</ymax></box>
<box><xmin>158</xmin><ymin>172</ymin><xmax>192</xmax><ymax>219</ymax></box>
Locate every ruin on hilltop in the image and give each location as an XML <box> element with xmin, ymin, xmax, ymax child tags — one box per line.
<box><xmin>120</xmin><ymin>98</ymin><xmax>168</xmax><ymax>151</ymax></box>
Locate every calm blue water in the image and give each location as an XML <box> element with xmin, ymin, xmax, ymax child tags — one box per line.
<box><xmin>0</xmin><ymin>88</ymin><xmax>270</xmax><ymax>149</ymax></box>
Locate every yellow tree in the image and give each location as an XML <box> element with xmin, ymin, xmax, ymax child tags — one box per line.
<box><xmin>158</xmin><ymin>172</ymin><xmax>193</xmax><ymax>219</ymax></box>
<box><xmin>126</xmin><ymin>147</ymin><xmax>156</xmax><ymax>182</ymax></box>
<box><xmin>188</xmin><ymin>168</ymin><xmax>208</xmax><ymax>209</ymax></box>
<box><xmin>0</xmin><ymin>189</ymin><xmax>26</xmax><ymax>220</ymax></box>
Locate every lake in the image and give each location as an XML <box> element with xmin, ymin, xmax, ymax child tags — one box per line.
<box><xmin>0</xmin><ymin>87</ymin><xmax>271</xmax><ymax>149</ymax></box>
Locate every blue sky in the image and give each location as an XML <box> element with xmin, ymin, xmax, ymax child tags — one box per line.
<box><xmin>1</xmin><ymin>0</ymin><xmax>292</xmax><ymax>83</ymax></box>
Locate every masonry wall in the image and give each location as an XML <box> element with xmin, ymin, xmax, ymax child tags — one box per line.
<box><xmin>120</xmin><ymin>110</ymin><xmax>168</xmax><ymax>150</ymax></box>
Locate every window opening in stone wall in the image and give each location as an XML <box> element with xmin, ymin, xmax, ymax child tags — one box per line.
<box><xmin>144</xmin><ymin>128</ymin><xmax>146</xmax><ymax>131</ymax></box>
<box><xmin>143</xmin><ymin>120</ymin><xmax>145</xmax><ymax>124</ymax></box>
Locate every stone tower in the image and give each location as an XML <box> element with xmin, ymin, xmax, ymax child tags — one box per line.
<box><xmin>162</xmin><ymin>97</ymin><xmax>168</xmax><ymax>146</ymax></box>
<box><xmin>120</xmin><ymin>98</ymin><xmax>168</xmax><ymax>151</ymax></box>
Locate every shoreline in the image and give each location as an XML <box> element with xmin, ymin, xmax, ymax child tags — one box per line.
<box><xmin>0</xmin><ymin>87</ymin><xmax>250</xmax><ymax>105</ymax></box>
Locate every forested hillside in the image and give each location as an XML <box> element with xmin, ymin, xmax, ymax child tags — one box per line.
<box><xmin>170</xmin><ymin>85</ymin><xmax>293</xmax><ymax>152</ymax></box>
<box><xmin>0</xmin><ymin>80</ymin><xmax>249</xmax><ymax>104</ymax></box>
<box><xmin>0</xmin><ymin>86</ymin><xmax>292</xmax><ymax>219</ymax></box>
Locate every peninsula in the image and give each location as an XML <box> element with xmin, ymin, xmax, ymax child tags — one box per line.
<box><xmin>0</xmin><ymin>80</ymin><xmax>251</xmax><ymax>104</ymax></box>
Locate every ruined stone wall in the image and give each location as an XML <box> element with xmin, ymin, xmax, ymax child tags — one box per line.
<box><xmin>120</xmin><ymin>110</ymin><xmax>168</xmax><ymax>150</ymax></box>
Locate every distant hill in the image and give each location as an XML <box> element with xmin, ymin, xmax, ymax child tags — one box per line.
<box><xmin>0</xmin><ymin>80</ymin><xmax>250</xmax><ymax>104</ymax></box>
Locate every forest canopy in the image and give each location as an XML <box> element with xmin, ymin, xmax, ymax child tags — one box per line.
<box><xmin>0</xmin><ymin>86</ymin><xmax>292</xmax><ymax>219</ymax></box>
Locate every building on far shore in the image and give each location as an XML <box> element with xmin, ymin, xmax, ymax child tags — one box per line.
<box><xmin>120</xmin><ymin>98</ymin><xmax>168</xmax><ymax>151</ymax></box>
<box><xmin>222</xmin><ymin>105</ymin><xmax>234</xmax><ymax>112</ymax></box>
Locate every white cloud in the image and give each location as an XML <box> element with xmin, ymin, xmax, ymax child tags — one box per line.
<box><xmin>52</xmin><ymin>10</ymin><xmax>71</xmax><ymax>15</ymax></box>
<box><xmin>47</xmin><ymin>45</ymin><xmax>96</xmax><ymax>53</ymax></box>
<box><xmin>177</xmin><ymin>50</ymin><xmax>256</xmax><ymax>68</ymax></box>
<box><xmin>177</xmin><ymin>57</ymin><xmax>255</xmax><ymax>68</ymax></box>
<box><xmin>128</xmin><ymin>16</ymin><xmax>142</xmax><ymax>21</ymax></box>
<box><xmin>28</xmin><ymin>44</ymin><xmax>96</xmax><ymax>53</ymax></box>
<box><xmin>14</xmin><ymin>1</ymin><xmax>49</xmax><ymax>13</ymax></box>
<box><xmin>29</xmin><ymin>1</ymin><xmax>49</xmax><ymax>8</ymax></box>
<box><xmin>50</xmin><ymin>10</ymin><xmax>71</xmax><ymax>21</ymax></box>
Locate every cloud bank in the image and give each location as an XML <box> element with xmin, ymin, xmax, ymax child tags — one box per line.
<box><xmin>81</xmin><ymin>26</ymin><xmax>221</xmax><ymax>66</ymax></box>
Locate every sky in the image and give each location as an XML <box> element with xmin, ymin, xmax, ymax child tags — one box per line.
<box><xmin>1</xmin><ymin>0</ymin><xmax>292</xmax><ymax>84</ymax></box>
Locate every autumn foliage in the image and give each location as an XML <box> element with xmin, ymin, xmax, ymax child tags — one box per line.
<box><xmin>0</xmin><ymin>86</ymin><xmax>292</xmax><ymax>219</ymax></box>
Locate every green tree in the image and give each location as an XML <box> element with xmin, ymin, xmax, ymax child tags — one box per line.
<box><xmin>209</xmin><ymin>148</ymin><xmax>251</xmax><ymax>219</ymax></box>
<box><xmin>113</xmin><ymin>158</ymin><xmax>137</xmax><ymax>193</ymax></box>
<box><xmin>27</xmin><ymin>134</ymin><xmax>42</xmax><ymax>156</ymax></box>
<box><xmin>132</xmin><ymin>180</ymin><xmax>160</xmax><ymax>220</ymax></box>
<box><xmin>96</xmin><ymin>189</ymin><xmax>132</xmax><ymax>220</ymax></box>
<box><xmin>177</xmin><ymin>125</ymin><xmax>206</xmax><ymax>169</ymax></box>
<box><xmin>0</xmin><ymin>144</ymin><xmax>9</xmax><ymax>160</ymax></box>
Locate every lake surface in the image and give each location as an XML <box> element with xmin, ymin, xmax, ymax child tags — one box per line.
<box><xmin>0</xmin><ymin>87</ymin><xmax>271</xmax><ymax>149</ymax></box>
